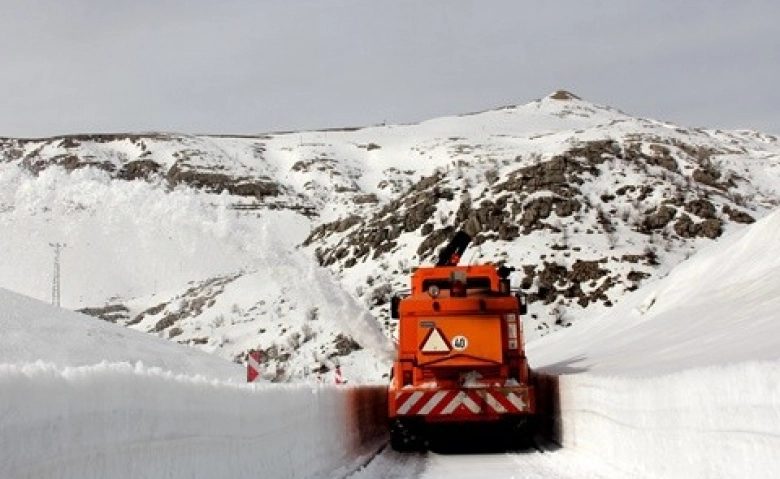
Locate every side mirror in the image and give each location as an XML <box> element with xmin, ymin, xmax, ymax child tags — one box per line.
<box><xmin>516</xmin><ymin>294</ymin><xmax>528</xmax><ymax>316</ymax></box>
<box><xmin>390</xmin><ymin>296</ymin><xmax>401</xmax><ymax>319</ymax></box>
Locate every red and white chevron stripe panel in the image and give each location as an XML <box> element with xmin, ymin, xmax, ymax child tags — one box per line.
<box><xmin>246</xmin><ymin>350</ymin><xmax>262</xmax><ymax>383</ymax></box>
<box><xmin>394</xmin><ymin>388</ymin><xmax>530</xmax><ymax>417</ymax></box>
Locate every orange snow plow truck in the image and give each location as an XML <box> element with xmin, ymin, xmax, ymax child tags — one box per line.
<box><xmin>388</xmin><ymin>230</ymin><xmax>536</xmax><ymax>451</ymax></box>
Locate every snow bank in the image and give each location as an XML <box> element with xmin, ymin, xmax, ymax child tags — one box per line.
<box><xmin>529</xmin><ymin>209</ymin><xmax>780</xmax><ymax>477</ymax></box>
<box><xmin>537</xmin><ymin>361</ymin><xmax>780</xmax><ymax>478</ymax></box>
<box><xmin>0</xmin><ymin>362</ymin><xmax>387</xmax><ymax>479</ymax></box>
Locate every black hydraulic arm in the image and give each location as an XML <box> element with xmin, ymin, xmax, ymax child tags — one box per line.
<box><xmin>435</xmin><ymin>231</ymin><xmax>472</xmax><ymax>266</ymax></box>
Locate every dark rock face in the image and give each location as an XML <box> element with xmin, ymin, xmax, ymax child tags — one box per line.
<box><xmin>692</xmin><ymin>167</ymin><xmax>723</xmax><ymax>189</ymax></box>
<box><xmin>722</xmin><ymin>205</ymin><xmax>755</xmax><ymax>224</ymax></box>
<box><xmin>640</xmin><ymin>204</ymin><xmax>678</xmax><ymax>233</ymax></box>
<box><xmin>645</xmin><ymin>144</ymin><xmax>680</xmax><ymax>172</ymax></box>
<box><xmin>548</xmin><ymin>90</ymin><xmax>581</xmax><ymax>101</ymax></box>
<box><xmin>305</xmin><ymin>172</ymin><xmax>445</xmax><ymax>266</ymax></box>
<box><xmin>521</xmin><ymin>259</ymin><xmax>614</xmax><ymax>308</ymax></box>
<box><xmin>77</xmin><ymin>304</ymin><xmax>130</xmax><ymax>323</ymax></box>
<box><xmin>24</xmin><ymin>153</ymin><xmax>117</xmax><ymax>174</ymax></box>
<box><xmin>699</xmin><ymin>218</ymin><xmax>724</xmax><ymax>239</ymax></box>
<box><xmin>571</xmin><ymin>260</ymin><xmax>609</xmax><ymax>283</ymax></box>
<box><xmin>673</xmin><ymin>214</ymin><xmax>697</xmax><ymax>238</ymax></box>
<box><xmin>117</xmin><ymin>160</ymin><xmax>163</xmax><ymax>181</ymax></box>
<box><xmin>166</xmin><ymin>162</ymin><xmax>281</xmax><ymax>199</ymax></box>
<box><xmin>119</xmin><ymin>274</ymin><xmax>241</xmax><ymax>333</ymax></box>
<box><xmin>685</xmin><ymin>199</ymin><xmax>717</xmax><ymax>219</ymax></box>
<box><xmin>2</xmin><ymin>133</ymin><xmax>288</xmax><ymax>204</ymax></box>
<box><xmin>332</xmin><ymin>334</ymin><xmax>362</xmax><ymax>357</ymax></box>
<box><xmin>674</xmin><ymin>214</ymin><xmax>724</xmax><ymax>239</ymax></box>
<box><xmin>494</xmin><ymin>141</ymin><xmax>616</xmax><ymax>197</ymax></box>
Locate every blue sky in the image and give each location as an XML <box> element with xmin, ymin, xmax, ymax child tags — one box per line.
<box><xmin>1</xmin><ymin>1</ymin><xmax>778</xmax><ymax>137</ymax></box>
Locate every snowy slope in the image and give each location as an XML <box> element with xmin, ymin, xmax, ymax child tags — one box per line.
<box><xmin>0</xmin><ymin>287</ymin><xmax>241</xmax><ymax>381</ymax></box>
<box><xmin>0</xmin><ymin>167</ymin><xmax>392</xmax><ymax>382</ymax></box>
<box><xmin>529</xmin><ymin>207</ymin><xmax>780</xmax><ymax>374</ymax></box>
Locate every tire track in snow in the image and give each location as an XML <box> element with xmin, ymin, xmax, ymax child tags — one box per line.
<box><xmin>346</xmin><ymin>443</ymin><xmax>619</xmax><ymax>479</ymax></box>
<box><xmin>346</xmin><ymin>447</ymin><xmax>427</xmax><ymax>479</ymax></box>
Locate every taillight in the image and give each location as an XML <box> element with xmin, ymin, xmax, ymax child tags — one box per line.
<box><xmin>451</xmin><ymin>280</ymin><xmax>466</xmax><ymax>297</ymax></box>
<box><xmin>450</xmin><ymin>270</ymin><xmax>467</xmax><ymax>297</ymax></box>
<box><xmin>506</xmin><ymin>314</ymin><xmax>519</xmax><ymax>350</ymax></box>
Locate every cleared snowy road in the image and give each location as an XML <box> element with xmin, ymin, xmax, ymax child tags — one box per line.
<box><xmin>349</xmin><ymin>445</ymin><xmax>619</xmax><ymax>479</ymax></box>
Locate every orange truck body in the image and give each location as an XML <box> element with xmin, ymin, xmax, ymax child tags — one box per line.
<box><xmin>387</xmin><ymin>232</ymin><xmax>535</xmax><ymax>449</ymax></box>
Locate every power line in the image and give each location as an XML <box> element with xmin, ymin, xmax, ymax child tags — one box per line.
<box><xmin>50</xmin><ymin>243</ymin><xmax>66</xmax><ymax>307</ymax></box>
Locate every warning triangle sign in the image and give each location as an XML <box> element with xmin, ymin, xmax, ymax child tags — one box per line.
<box><xmin>420</xmin><ymin>328</ymin><xmax>451</xmax><ymax>354</ymax></box>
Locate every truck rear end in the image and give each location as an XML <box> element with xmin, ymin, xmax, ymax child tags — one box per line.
<box><xmin>388</xmin><ymin>232</ymin><xmax>536</xmax><ymax>451</ymax></box>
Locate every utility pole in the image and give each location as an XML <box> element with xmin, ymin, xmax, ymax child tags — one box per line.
<box><xmin>50</xmin><ymin>243</ymin><xmax>66</xmax><ymax>307</ymax></box>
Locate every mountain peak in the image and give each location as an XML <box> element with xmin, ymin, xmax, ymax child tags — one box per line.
<box><xmin>547</xmin><ymin>90</ymin><xmax>581</xmax><ymax>101</ymax></box>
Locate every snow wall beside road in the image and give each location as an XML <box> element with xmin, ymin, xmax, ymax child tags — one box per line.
<box><xmin>538</xmin><ymin>361</ymin><xmax>780</xmax><ymax>478</ymax></box>
<box><xmin>1</xmin><ymin>362</ymin><xmax>387</xmax><ymax>479</ymax></box>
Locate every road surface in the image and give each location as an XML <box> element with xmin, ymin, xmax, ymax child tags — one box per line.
<box><xmin>348</xmin><ymin>443</ymin><xmax>622</xmax><ymax>479</ymax></box>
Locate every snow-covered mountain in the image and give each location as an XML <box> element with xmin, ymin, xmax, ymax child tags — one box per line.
<box><xmin>2</xmin><ymin>90</ymin><xmax>780</xmax><ymax>381</ymax></box>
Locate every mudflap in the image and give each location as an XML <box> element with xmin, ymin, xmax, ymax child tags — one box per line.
<box><xmin>503</xmin><ymin>416</ymin><xmax>538</xmax><ymax>451</ymax></box>
<box><xmin>424</xmin><ymin>417</ymin><xmax>536</xmax><ymax>453</ymax></box>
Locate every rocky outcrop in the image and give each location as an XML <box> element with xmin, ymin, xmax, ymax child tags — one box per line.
<box><xmin>117</xmin><ymin>159</ymin><xmax>163</xmax><ymax>181</ymax></box>
<box><xmin>76</xmin><ymin>304</ymin><xmax>130</xmax><ymax>323</ymax></box>
<box><xmin>639</xmin><ymin>204</ymin><xmax>678</xmax><ymax>233</ymax></box>
<box><xmin>166</xmin><ymin>161</ymin><xmax>281</xmax><ymax>199</ymax></box>
<box><xmin>305</xmin><ymin>172</ymin><xmax>446</xmax><ymax>266</ymax></box>
<box><xmin>674</xmin><ymin>214</ymin><xmax>723</xmax><ymax>239</ymax></box>
<box><xmin>521</xmin><ymin>259</ymin><xmax>616</xmax><ymax>308</ymax></box>
<box><xmin>684</xmin><ymin>199</ymin><xmax>717</xmax><ymax>219</ymax></box>
<box><xmin>722</xmin><ymin>205</ymin><xmax>755</xmax><ymax>224</ymax></box>
<box><xmin>692</xmin><ymin>166</ymin><xmax>724</xmax><ymax>189</ymax></box>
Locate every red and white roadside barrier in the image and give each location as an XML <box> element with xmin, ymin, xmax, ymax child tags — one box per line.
<box><xmin>246</xmin><ymin>350</ymin><xmax>262</xmax><ymax>383</ymax></box>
